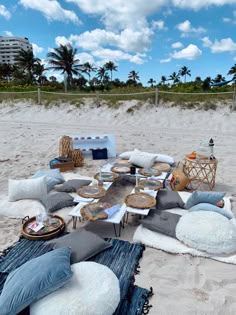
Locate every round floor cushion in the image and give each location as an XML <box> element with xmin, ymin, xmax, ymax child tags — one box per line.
<box><xmin>176</xmin><ymin>211</ymin><xmax>236</xmax><ymax>255</ymax></box>
<box><xmin>30</xmin><ymin>261</ymin><xmax>120</xmax><ymax>315</ymax></box>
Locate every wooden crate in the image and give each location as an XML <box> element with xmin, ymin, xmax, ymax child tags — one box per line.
<box><xmin>50</xmin><ymin>161</ymin><xmax>74</xmax><ymax>172</ymax></box>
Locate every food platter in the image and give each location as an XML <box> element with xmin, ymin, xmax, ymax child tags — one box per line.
<box><xmin>138</xmin><ymin>178</ymin><xmax>162</xmax><ymax>191</ymax></box>
<box><xmin>77</xmin><ymin>185</ymin><xmax>106</xmax><ymax>198</ymax></box>
<box><xmin>125</xmin><ymin>192</ymin><xmax>156</xmax><ymax>209</ymax></box>
<box><xmin>94</xmin><ymin>172</ymin><xmax>119</xmax><ymax>182</ymax></box>
<box><xmin>138</xmin><ymin>168</ymin><xmax>162</xmax><ymax>177</ymax></box>
<box><xmin>111</xmin><ymin>165</ymin><xmax>131</xmax><ymax>174</ymax></box>
<box><xmin>80</xmin><ymin>202</ymin><xmax>111</xmax><ymax>221</ymax></box>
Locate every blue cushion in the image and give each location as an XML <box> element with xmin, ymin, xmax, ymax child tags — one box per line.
<box><xmin>184</xmin><ymin>191</ymin><xmax>225</xmax><ymax>210</ymax></box>
<box><xmin>32</xmin><ymin>169</ymin><xmax>65</xmax><ymax>191</ymax></box>
<box><xmin>190</xmin><ymin>203</ymin><xmax>233</xmax><ymax>220</ymax></box>
<box><xmin>0</xmin><ymin>247</ymin><xmax>72</xmax><ymax>315</ymax></box>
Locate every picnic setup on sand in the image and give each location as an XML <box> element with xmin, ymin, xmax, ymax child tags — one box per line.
<box><xmin>0</xmin><ymin>134</ymin><xmax>234</xmax><ymax>315</ymax></box>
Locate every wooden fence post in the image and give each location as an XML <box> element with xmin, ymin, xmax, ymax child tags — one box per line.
<box><xmin>155</xmin><ymin>87</ymin><xmax>159</xmax><ymax>106</ymax></box>
<box><xmin>37</xmin><ymin>87</ymin><xmax>41</xmax><ymax>104</ymax></box>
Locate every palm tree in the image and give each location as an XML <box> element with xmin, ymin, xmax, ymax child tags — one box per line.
<box><xmin>147</xmin><ymin>78</ymin><xmax>156</xmax><ymax>87</ymax></box>
<box><xmin>213</xmin><ymin>74</ymin><xmax>225</xmax><ymax>83</ymax></box>
<box><xmin>104</xmin><ymin>61</ymin><xmax>117</xmax><ymax>82</ymax></box>
<box><xmin>0</xmin><ymin>63</ymin><xmax>14</xmax><ymax>82</ymax></box>
<box><xmin>46</xmin><ymin>44</ymin><xmax>82</xmax><ymax>88</ymax></box>
<box><xmin>160</xmin><ymin>75</ymin><xmax>167</xmax><ymax>85</ymax></box>
<box><xmin>82</xmin><ymin>62</ymin><xmax>97</xmax><ymax>83</ymax></box>
<box><xmin>179</xmin><ymin>66</ymin><xmax>191</xmax><ymax>83</ymax></box>
<box><xmin>169</xmin><ymin>72</ymin><xmax>180</xmax><ymax>85</ymax></box>
<box><xmin>128</xmin><ymin>70</ymin><xmax>140</xmax><ymax>84</ymax></box>
<box><xmin>96</xmin><ymin>66</ymin><xmax>108</xmax><ymax>84</ymax></box>
<box><xmin>33</xmin><ymin>62</ymin><xmax>46</xmax><ymax>85</ymax></box>
<box><xmin>15</xmin><ymin>49</ymin><xmax>40</xmax><ymax>84</ymax></box>
<box><xmin>227</xmin><ymin>64</ymin><xmax>236</xmax><ymax>81</ymax></box>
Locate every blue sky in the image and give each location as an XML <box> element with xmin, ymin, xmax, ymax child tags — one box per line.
<box><xmin>0</xmin><ymin>0</ymin><xmax>236</xmax><ymax>85</ymax></box>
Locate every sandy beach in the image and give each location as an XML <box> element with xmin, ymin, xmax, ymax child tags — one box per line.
<box><xmin>0</xmin><ymin>99</ymin><xmax>236</xmax><ymax>314</ymax></box>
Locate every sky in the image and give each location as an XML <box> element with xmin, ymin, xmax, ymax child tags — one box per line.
<box><xmin>0</xmin><ymin>0</ymin><xmax>236</xmax><ymax>85</ymax></box>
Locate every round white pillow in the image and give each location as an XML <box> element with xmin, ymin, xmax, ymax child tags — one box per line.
<box><xmin>176</xmin><ymin>211</ymin><xmax>236</xmax><ymax>255</ymax></box>
<box><xmin>30</xmin><ymin>262</ymin><xmax>120</xmax><ymax>315</ymax></box>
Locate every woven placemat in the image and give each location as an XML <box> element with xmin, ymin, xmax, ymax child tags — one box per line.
<box><xmin>138</xmin><ymin>179</ymin><xmax>162</xmax><ymax>191</ymax></box>
<box><xmin>152</xmin><ymin>162</ymin><xmax>171</xmax><ymax>172</ymax></box>
<box><xmin>111</xmin><ymin>165</ymin><xmax>131</xmax><ymax>174</ymax></box>
<box><xmin>138</xmin><ymin>168</ymin><xmax>161</xmax><ymax>177</ymax></box>
<box><xmin>125</xmin><ymin>192</ymin><xmax>156</xmax><ymax>209</ymax></box>
<box><xmin>77</xmin><ymin>186</ymin><xmax>106</xmax><ymax>199</ymax></box>
<box><xmin>94</xmin><ymin>172</ymin><xmax>119</xmax><ymax>182</ymax></box>
<box><xmin>80</xmin><ymin>202</ymin><xmax>111</xmax><ymax>221</ymax></box>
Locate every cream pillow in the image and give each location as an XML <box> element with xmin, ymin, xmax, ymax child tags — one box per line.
<box><xmin>129</xmin><ymin>150</ymin><xmax>157</xmax><ymax>168</ymax></box>
<box><xmin>8</xmin><ymin>176</ymin><xmax>47</xmax><ymax>202</ymax></box>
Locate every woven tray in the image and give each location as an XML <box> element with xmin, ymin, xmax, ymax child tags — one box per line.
<box><xmin>125</xmin><ymin>192</ymin><xmax>156</xmax><ymax>209</ymax></box>
<box><xmin>138</xmin><ymin>168</ymin><xmax>161</xmax><ymax>177</ymax></box>
<box><xmin>21</xmin><ymin>215</ymin><xmax>65</xmax><ymax>241</ymax></box>
<box><xmin>77</xmin><ymin>186</ymin><xmax>106</xmax><ymax>198</ymax></box>
<box><xmin>80</xmin><ymin>202</ymin><xmax>111</xmax><ymax>221</ymax></box>
<box><xmin>138</xmin><ymin>179</ymin><xmax>162</xmax><ymax>191</ymax></box>
<box><xmin>94</xmin><ymin>172</ymin><xmax>119</xmax><ymax>182</ymax></box>
<box><xmin>152</xmin><ymin>162</ymin><xmax>171</xmax><ymax>172</ymax></box>
<box><xmin>111</xmin><ymin>166</ymin><xmax>131</xmax><ymax>174</ymax></box>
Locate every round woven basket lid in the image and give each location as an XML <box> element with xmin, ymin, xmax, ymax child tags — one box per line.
<box><xmin>138</xmin><ymin>168</ymin><xmax>161</xmax><ymax>177</ymax></box>
<box><xmin>94</xmin><ymin>172</ymin><xmax>119</xmax><ymax>182</ymax></box>
<box><xmin>152</xmin><ymin>162</ymin><xmax>171</xmax><ymax>172</ymax></box>
<box><xmin>138</xmin><ymin>179</ymin><xmax>162</xmax><ymax>191</ymax></box>
<box><xmin>77</xmin><ymin>186</ymin><xmax>106</xmax><ymax>199</ymax></box>
<box><xmin>125</xmin><ymin>192</ymin><xmax>156</xmax><ymax>209</ymax></box>
<box><xmin>80</xmin><ymin>202</ymin><xmax>111</xmax><ymax>221</ymax></box>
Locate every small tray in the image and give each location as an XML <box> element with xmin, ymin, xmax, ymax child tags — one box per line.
<box><xmin>21</xmin><ymin>215</ymin><xmax>65</xmax><ymax>241</ymax></box>
<box><xmin>138</xmin><ymin>168</ymin><xmax>162</xmax><ymax>177</ymax></box>
<box><xmin>111</xmin><ymin>166</ymin><xmax>131</xmax><ymax>174</ymax></box>
<box><xmin>94</xmin><ymin>172</ymin><xmax>119</xmax><ymax>182</ymax></box>
<box><xmin>80</xmin><ymin>202</ymin><xmax>111</xmax><ymax>221</ymax></box>
<box><xmin>138</xmin><ymin>179</ymin><xmax>162</xmax><ymax>191</ymax></box>
<box><xmin>125</xmin><ymin>192</ymin><xmax>156</xmax><ymax>209</ymax></box>
<box><xmin>77</xmin><ymin>185</ymin><xmax>106</xmax><ymax>198</ymax></box>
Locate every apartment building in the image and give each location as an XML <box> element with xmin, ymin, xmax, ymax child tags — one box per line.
<box><xmin>0</xmin><ymin>36</ymin><xmax>33</xmax><ymax>64</ymax></box>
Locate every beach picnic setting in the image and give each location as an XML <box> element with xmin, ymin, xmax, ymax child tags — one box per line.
<box><xmin>0</xmin><ymin>103</ymin><xmax>235</xmax><ymax>315</ymax></box>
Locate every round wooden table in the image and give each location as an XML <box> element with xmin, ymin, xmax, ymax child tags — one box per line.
<box><xmin>183</xmin><ymin>156</ymin><xmax>218</xmax><ymax>191</ymax></box>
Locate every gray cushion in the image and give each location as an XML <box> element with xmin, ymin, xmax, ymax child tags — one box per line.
<box><xmin>184</xmin><ymin>191</ymin><xmax>225</xmax><ymax>209</ymax></box>
<box><xmin>32</xmin><ymin>169</ymin><xmax>65</xmax><ymax>192</ymax></box>
<box><xmin>0</xmin><ymin>247</ymin><xmax>72</xmax><ymax>315</ymax></box>
<box><xmin>40</xmin><ymin>192</ymin><xmax>75</xmax><ymax>212</ymax></box>
<box><xmin>156</xmin><ymin>190</ymin><xmax>185</xmax><ymax>210</ymax></box>
<box><xmin>47</xmin><ymin>229</ymin><xmax>112</xmax><ymax>264</ymax></box>
<box><xmin>140</xmin><ymin>210</ymin><xmax>181</xmax><ymax>238</ymax></box>
<box><xmin>55</xmin><ymin>179</ymin><xmax>92</xmax><ymax>193</ymax></box>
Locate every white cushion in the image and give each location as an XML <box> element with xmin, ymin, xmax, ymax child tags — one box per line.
<box><xmin>119</xmin><ymin>150</ymin><xmax>135</xmax><ymax>159</ymax></box>
<box><xmin>155</xmin><ymin>154</ymin><xmax>174</xmax><ymax>165</ymax></box>
<box><xmin>129</xmin><ymin>150</ymin><xmax>157</xmax><ymax>168</ymax></box>
<box><xmin>176</xmin><ymin>211</ymin><xmax>236</xmax><ymax>255</ymax></box>
<box><xmin>30</xmin><ymin>261</ymin><xmax>120</xmax><ymax>315</ymax></box>
<box><xmin>8</xmin><ymin>176</ymin><xmax>47</xmax><ymax>202</ymax></box>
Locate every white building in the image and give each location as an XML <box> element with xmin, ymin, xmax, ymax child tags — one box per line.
<box><xmin>0</xmin><ymin>36</ymin><xmax>33</xmax><ymax>65</ymax></box>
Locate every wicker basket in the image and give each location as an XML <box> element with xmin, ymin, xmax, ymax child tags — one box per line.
<box><xmin>72</xmin><ymin>149</ymin><xmax>84</xmax><ymax>167</ymax></box>
<box><xmin>59</xmin><ymin>136</ymin><xmax>72</xmax><ymax>158</ymax></box>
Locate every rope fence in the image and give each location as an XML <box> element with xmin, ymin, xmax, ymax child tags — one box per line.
<box><xmin>0</xmin><ymin>87</ymin><xmax>235</xmax><ymax>109</ymax></box>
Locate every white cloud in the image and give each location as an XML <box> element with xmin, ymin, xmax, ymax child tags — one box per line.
<box><xmin>172</xmin><ymin>42</ymin><xmax>183</xmax><ymax>49</ymax></box>
<box><xmin>152</xmin><ymin>20</ymin><xmax>168</xmax><ymax>30</ymax></box>
<box><xmin>171</xmin><ymin>0</ymin><xmax>236</xmax><ymax>10</ymax></box>
<box><xmin>69</xmin><ymin>28</ymin><xmax>153</xmax><ymax>54</ymax></box>
<box><xmin>176</xmin><ymin>20</ymin><xmax>206</xmax><ymax>37</ymax></box>
<box><xmin>171</xmin><ymin>44</ymin><xmax>202</xmax><ymax>60</ymax></box>
<box><xmin>3</xmin><ymin>31</ymin><xmax>13</xmax><ymax>36</ymax></box>
<box><xmin>201</xmin><ymin>36</ymin><xmax>236</xmax><ymax>53</ymax></box>
<box><xmin>32</xmin><ymin>43</ymin><xmax>44</xmax><ymax>55</ymax></box>
<box><xmin>55</xmin><ymin>36</ymin><xmax>72</xmax><ymax>46</ymax></box>
<box><xmin>0</xmin><ymin>5</ymin><xmax>11</xmax><ymax>19</ymax></box>
<box><xmin>160</xmin><ymin>58</ymin><xmax>171</xmax><ymax>63</ymax></box>
<box><xmin>19</xmin><ymin>0</ymin><xmax>80</xmax><ymax>24</ymax></box>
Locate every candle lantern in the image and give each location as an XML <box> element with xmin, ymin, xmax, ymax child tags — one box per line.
<box><xmin>208</xmin><ymin>138</ymin><xmax>215</xmax><ymax>159</ymax></box>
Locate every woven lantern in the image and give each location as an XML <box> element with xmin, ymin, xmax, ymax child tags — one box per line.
<box><xmin>59</xmin><ymin>136</ymin><xmax>72</xmax><ymax>158</ymax></box>
<box><xmin>72</xmin><ymin>149</ymin><xmax>84</xmax><ymax>167</ymax></box>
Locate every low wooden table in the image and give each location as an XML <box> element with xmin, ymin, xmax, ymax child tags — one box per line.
<box><xmin>183</xmin><ymin>156</ymin><xmax>218</xmax><ymax>191</ymax></box>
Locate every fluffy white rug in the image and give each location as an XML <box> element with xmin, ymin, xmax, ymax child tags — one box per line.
<box><xmin>133</xmin><ymin>196</ymin><xmax>236</xmax><ymax>264</ymax></box>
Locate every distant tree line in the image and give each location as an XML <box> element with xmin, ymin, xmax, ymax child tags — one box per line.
<box><xmin>0</xmin><ymin>43</ymin><xmax>235</xmax><ymax>92</ymax></box>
